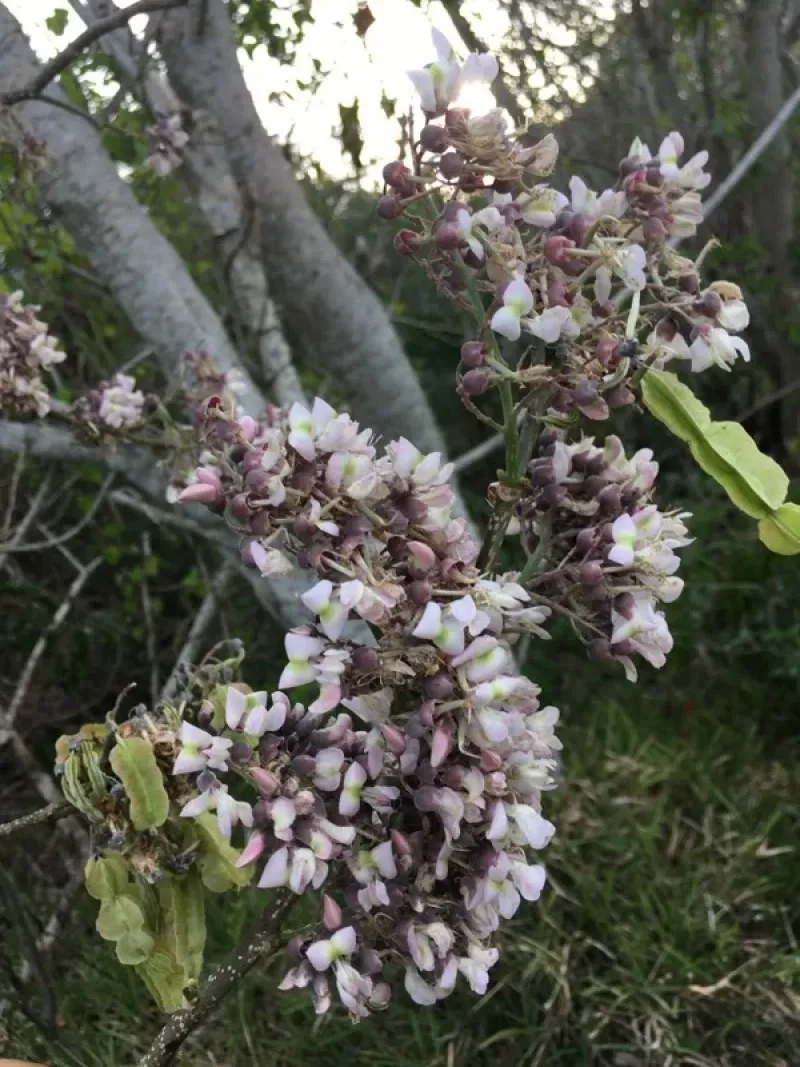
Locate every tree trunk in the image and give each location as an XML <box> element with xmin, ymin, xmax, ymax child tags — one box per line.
<box><xmin>156</xmin><ymin>0</ymin><xmax>451</xmax><ymax>457</ymax></box>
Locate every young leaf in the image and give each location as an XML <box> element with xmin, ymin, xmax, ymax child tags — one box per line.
<box><xmin>193</xmin><ymin>812</ymin><xmax>253</xmax><ymax>891</ymax></box>
<box><xmin>109</xmin><ymin>736</ymin><xmax>170</xmax><ymax>830</ymax></box>
<box><xmin>758</xmin><ymin>503</ymin><xmax>800</xmax><ymax>555</ymax></box>
<box><xmin>641</xmin><ymin>370</ymin><xmax>789</xmax><ymax>518</ymax></box>
<box><xmin>96</xmin><ymin>895</ymin><xmax>147</xmax><ymax>942</ymax></box>
<box><xmin>115</xmin><ymin>927</ymin><xmax>155</xmax><ymax>966</ymax></box>
<box><xmin>85</xmin><ymin>855</ymin><xmax>129</xmax><ymax>901</ymax></box>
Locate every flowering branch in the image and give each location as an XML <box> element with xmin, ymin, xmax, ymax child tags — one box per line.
<box><xmin>0</xmin><ymin>800</ymin><xmax>71</xmax><ymax>838</ymax></box>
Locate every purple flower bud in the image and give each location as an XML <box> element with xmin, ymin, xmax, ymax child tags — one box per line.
<box><xmin>250</xmin><ymin>767</ymin><xmax>280</xmax><ymax>796</ymax></box>
<box><xmin>408</xmin><ymin>580</ymin><xmax>433</xmax><ymax>605</ymax></box>
<box><xmin>612</xmin><ymin>638</ymin><xmax>636</xmax><ymax>656</ymax></box>
<box><xmin>588</xmin><ymin>638</ymin><xmax>613</xmax><ymax>662</ymax></box>
<box><xmin>587</xmin><ymin>454</ymin><xmax>607</xmax><ymax>477</ymax></box>
<box><xmin>439</xmin><ymin>151</ymin><xmax>465</xmax><ymax>180</ymax></box>
<box><xmin>382</xmin><ymin>724</ymin><xmax>406</xmax><ymax>754</ymax></box>
<box><xmin>571</xmin><ymin>380</ymin><xmax>598</xmax><ymax>406</ymax></box>
<box><xmin>230</xmin><ymin>493</ymin><xmax>251</xmax><ymax>521</ymax></box>
<box><xmin>293</xmin><ymin>513</ymin><xmax>314</xmax><ymax>540</ymax></box>
<box><xmin>568</xmin><ymin>213</ymin><xmax>590</xmax><ymax>244</ymax></box>
<box><xmin>408</xmin><ymin>540</ymin><xmax>437</xmax><ymax>574</ymax></box>
<box><xmin>694</xmin><ymin>289</ymin><xmax>723</xmax><ymax>318</ymax></box>
<box><xmin>423</xmin><ymin>673</ymin><xmax>454</xmax><ymax>700</ymax></box>
<box><xmin>435</xmin><ymin>222</ymin><xmax>462</xmax><ymax>250</ymax></box>
<box><xmin>291</xmin><ymin>754</ymin><xmax>317</xmax><ymax>775</ymax></box>
<box><xmin>399</xmin><ymin>495</ymin><xmax>429</xmax><ymax>522</ymax></box>
<box><xmin>461</xmin><ymin>341</ymin><xmax>486</xmax><ymax>368</ymax></box>
<box><xmin>244</xmin><ymin>468</ymin><xmax>271</xmax><ymax>495</ymax></box>
<box><xmin>570</xmin><ymin>450</ymin><xmax>591</xmax><ymax>473</ymax></box>
<box><xmin>548</xmin><ymin>277</ymin><xmax>568</xmax><ymax>306</ymax></box>
<box><xmin>383</xmin><ymin>161</ymin><xmax>411</xmax><ymax>188</ymax></box>
<box><xmin>606</xmin><ymin>385</ymin><xmax>634</xmax><ymax>409</ymax></box>
<box><xmin>643</xmin><ymin>217</ymin><xmax>667</xmax><ymax>243</ymax></box>
<box><xmin>240</xmin><ymin>541</ymin><xmax>255</xmax><ymax>567</ymax></box>
<box><xmin>230</xmin><ymin>742</ymin><xmax>253</xmax><ymax>764</ymax></box>
<box><xmin>479</xmin><ymin>749</ymin><xmax>503</xmax><ymax>772</ymax></box>
<box><xmin>529</xmin><ymin>459</ymin><xmax>555</xmax><ymax>486</ymax></box>
<box><xmin>619</xmin><ymin>155</ymin><xmax>642</xmax><ymax>178</ymax></box>
<box><xmin>391</xmin><ymin>829</ymin><xmax>413</xmax><ymax>856</ymax></box>
<box><xmin>679</xmin><ymin>271</ymin><xmax>699</xmax><ymax>294</ymax></box>
<box><xmin>594</xmin><ymin>337</ymin><xmax>619</xmax><ymax>368</ymax></box>
<box><xmin>541</xmin><ymin>484</ymin><xmax>567</xmax><ymax>507</ymax></box>
<box><xmin>575</xmin><ymin>528</ymin><xmax>597</xmax><ymax>555</ymax></box>
<box><xmin>580</xmin><ymin>561</ymin><xmax>605</xmax><ymax>588</ymax></box>
<box><xmin>420</xmin><ymin>123</ymin><xmax>449</xmax><ymax>153</ymax></box>
<box><xmin>252</xmin><ymin>799</ymin><xmax>271</xmax><ymax>828</ymax></box>
<box><xmin>645</xmin><ymin>163</ymin><xmax>663</xmax><ymax>186</ymax></box>
<box><xmin>197</xmin><ymin>769</ymin><xmax>216</xmax><ymax>793</ymax></box>
<box><xmin>378</xmin><ymin>195</ymin><xmax>403</xmax><ymax>220</ymax></box>
<box><xmin>598</xmin><ymin>484</ymin><xmax>622</xmax><ymax>512</ymax></box>
<box><xmin>322</xmin><ymin>894</ymin><xmax>343</xmax><ymax>931</ymax></box>
<box><xmin>352</xmin><ymin>646</ymin><xmax>379</xmax><ymax>673</ymax></box>
<box><xmin>614</xmin><ymin>592</ymin><xmax>637</xmax><ymax>619</ymax></box>
<box><xmin>544</xmin><ymin>235</ymin><xmax>575</xmax><ymax>266</ymax></box>
<box><xmin>583</xmin><ymin>475</ymin><xmax>607</xmax><ymax>499</ymax></box>
<box><xmin>538</xmin><ymin>427</ymin><xmax>561</xmax><ymax>449</ymax></box>
<box><xmin>462</xmin><ymin>369</ymin><xmax>490</xmax><ymax>396</ymax></box>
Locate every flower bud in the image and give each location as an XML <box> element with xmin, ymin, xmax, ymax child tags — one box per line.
<box><xmin>541</xmin><ymin>484</ymin><xmax>567</xmax><ymax>507</ymax></box>
<box><xmin>251</xmin><ymin>767</ymin><xmax>280</xmax><ymax>796</ymax></box>
<box><xmin>230</xmin><ymin>741</ymin><xmax>253</xmax><ymax>764</ymax></box>
<box><xmin>619</xmin><ymin>155</ymin><xmax>641</xmax><ymax>178</ymax></box>
<box><xmin>252</xmin><ymin>799</ymin><xmax>271</xmax><ymax>828</ymax></box>
<box><xmin>547</xmin><ymin>277</ymin><xmax>568</xmax><ymax>306</ymax></box>
<box><xmin>197</xmin><ymin>700</ymin><xmax>214</xmax><ymax>728</ymax></box>
<box><xmin>245</xmin><ymin>468</ymin><xmax>271</xmax><ymax>495</ymax></box>
<box><xmin>400</xmin><ymin>495</ymin><xmax>428</xmax><ymax>522</ymax></box>
<box><xmin>479</xmin><ymin>749</ymin><xmax>503</xmax><ymax>772</ymax></box>
<box><xmin>598</xmin><ymin>484</ymin><xmax>622</xmax><ymax>512</ymax></box>
<box><xmin>431</xmin><ymin>723</ymin><xmax>453</xmax><ymax>767</ymax></box>
<box><xmin>544</xmin><ymin>235</ymin><xmax>575</xmax><ymax>266</ymax></box>
<box><xmin>571</xmin><ymin>380</ymin><xmax>598</xmax><ymax>407</ymax></box>
<box><xmin>575</xmin><ymin>527</ymin><xmax>597</xmax><ymax>554</ymax></box>
<box><xmin>322</xmin><ymin>895</ymin><xmax>343</xmax><ymax>931</ymax></box>
<box><xmin>423</xmin><ymin>673</ymin><xmax>453</xmax><ymax>700</ymax></box>
<box><xmin>614</xmin><ymin>592</ymin><xmax>637</xmax><ymax>618</ymax></box>
<box><xmin>462</xmin><ymin>247</ymin><xmax>483</xmax><ymax>269</ymax></box>
<box><xmin>461</xmin><ymin>341</ymin><xmax>486</xmax><ymax>368</ymax></box>
<box><xmin>382</xmin><ymin>723</ymin><xmax>406</xmax><ymax>754</ymax></box>
<box><xmin>645</xmin><ymin>163</ymin><xmax>663</xmax><ymax>186</ymax></box>
<box><xmin>606</xmin><ymin>385</ymin><xmax>634</xmax><ymax>409</ymax></box>
<box><xmin>678</xmin><ymin>271</ymin><xmax>699</xmax><ymax>294</ymax></box>
<box><xmin>462</xmin><ymin>368</ymin><xmax>490</xmax><ymax>395</ymax></box>
<box><xmin>408</xmin><ymin>579</ymin><xmax>433</xmax><ymax>605</ymax></box>
<box><xmin>538</xmin><ymin>427</ymin><xmax>561</xmax><ymax>449</ymax></box>
<box><xmin>612</xmin><ymin>638</ymin><xmax>636</xmax><ymax>656</ymax></box>
<box><xmin>568</xmin><ymin>213</ymin><xmax>590</xmax><ymax>244</ymax></box>
<box><xmin>445</xmin><ymin>107</ymin><xmax>470</xmax><ymax>133</ymax></box>
<box><xmin>694</xmin><ymin>289</ymin><xmax>722</xmax><ymax>318</ymax></box>
<box><xmin>588</xmin><ymin>638</ymin><xmax>613</xmax><ymax>661</ymax></box>
<box><xmin>439</xmin><ymin>151</ymin><xmax>464</xmax><ymax>180</ymax></box>
<box><xmin>420</xmin><ymin>123</ymin><xmax>449</xmax><ymax>153</ymax></box>
<box><xmin>594</xmin><ymin>337</ymin><xmax>618</xmax><ymax>367</ymax></box>
<box><xmin>580</xmin><ymin>561</ymin><xmax>605</xmax><ymax>587</ymax></box>
<box><xmin>394</xmin><ymin>229</ymin><xmax>420</xmax><ymax>256</ymax></box>
<box><xmin>383</xmin><ymin>161</ymin><xmax>410</xmax><ymax>188</ymax></box>
<box><xmin>408</xmin><ymin>540</ymin><xmax>437</xmax><ymax>574</ymax></box>
<box><xmin>570</xmin><ymin>450</ymin><xmax>591</xmax><ymax>473</ymax></box>
<box><xmin>587</xmin><ymin>455</ymin><xmax>607</xmax><ymax>477</ymax></box>
<box><xmin>377</xmin><ymin>195</ymin><xmax>402</xmax><ymax>220</ymax></box>
<box><xmin>387</xmin><ymin>509</ymin><xmax>409</xmax><ymax>535</ymax></box>
<box><xmin>178</xmin><ymin>482</ymin><xmax>220</xmax><ymax>506</ymax></box>
<box><xmin>529</xmin><ymin>458</ymin><xmax>555</xmax><ymax>486</ymax></box>
<box><xmin>352</xmin><ymin>646</ymin><xmax>379</xmax><ymax>673</ymax></box>
<box><xmin>584</xmin><ymin>474</ymin><xmax>607</xmax><ymax>498</ymax></box>
<box><xmin>391</xmin><ymin>829</ymin><xmax>413</xmax><ymax>856</ymax></box>
<box><xmin>643</xmin><ymin>217</ymin><xmax>667</xmax><ymax>243</ymax></box>
<box><xmin>435</xmin><ymin>222</ymin><xmax>462</xmax><ymax>250</ymax></box>
<box><xmin>230</xmin><ymin>492</ymin><xmax>251</xmax><ymax>522</ymax></box>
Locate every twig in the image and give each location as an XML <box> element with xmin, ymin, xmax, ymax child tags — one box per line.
<box><xmin>3</xmin><ymin>473</ymin><xmax>114</xmax><ymax>552</ymax></box>
<box><xmin>0</xmin><ymin>800</ymin><xmax>71</xmax><ymax>838</ymax></box>
<box><xmin>140</xmin><ymin>533</ymin><xmax>160</xmax><ymax>706</ymax></box>
<box><xmin>161</xmin><ymin>564</ymin><xmax>233</xmax><ymax>702</ymax></box>
<box><xmin>0</xmin><ymin>471</ymin><xmax>53</xmax><ymax>570</ymax></box>
<box><xmin>0</xmin><ymin>0</ymin><xmax>189</xmax><ymax>106</ymax></box>
<box><xmin>0</xmin><ymin>556</ymin><xmax>102</xmax><ymax>735</ymax></box>
<box><xmin>138</xmin><ymin>893</ymin><xmax>294</xmax><ymax>1067</ymax></box>
<box><xmin>2</xmin><ymin>445</ymin><xmax>26</xmax><ymax>538</ymax></box>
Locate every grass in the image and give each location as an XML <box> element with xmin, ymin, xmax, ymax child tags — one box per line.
<box><xmin>2</xmin><ymin>498</ymin><xmax>799</xmax><ymax>1067</ymax></box>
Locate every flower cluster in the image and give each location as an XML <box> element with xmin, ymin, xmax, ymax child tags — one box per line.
<box><xmin>73</xmin><ymin>372</ymin><xmax>146</xmax><ymax>431</ymax></box>
<box><xmin>0</xmin><ymin>290</ymin><xmax>65</xmax><ymax>417</ymax></box>
<box><xmin>145</xmin><ymin>113</ymin><xmax>190</xmax><ymax>177</ymax></box>
<box><xmin>170</xmin><ymin>392</ymin><xmax>561</xmax><ymax>1016</ymax></box>
<box><xmin>520</xmin><ymin>430</ymin><xmax>690</xmax><ymax>681</ymax></box>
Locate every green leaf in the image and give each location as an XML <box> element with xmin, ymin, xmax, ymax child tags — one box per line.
<box><xmin>641</xmin><ymin>370</ymin><xmax>789</xmax><ymax>519</ymax></box>
<box><xmin>85</xmin><ymin>855</ymin><xmax>129</xmax><ymax>901</ymax></box>
<box><xmin>45</xmin><ymin>8</ymin><xmax>69</xmax><ymax>35</ymax></box>
<box><xmin>193</xmin><ymin>813</ymin><xmax>253</xmax><ymax>892</ymax></box>
<box><xmin>109</xmin><ymin>736</ymin><xmax>170</xmax><ymax>830</ymax></box>
<box><xmin>115</xmin><ymin>927</ymin><xmax>155</xmax><ymax>965</ymax></box>
<box><xmin>157</xmin><ymin>873</ymin><xmax>206</xmax><ymax>984</ymax></box>
<box><xmin>136</xmin><ymin>946</ymin><xmax>188</xmax><ymax>1013</ymax></box>
<box><xmin>758</xmin><ymin>503</ymin><xmax>800</xmax><ymax>555</ymax></box>
<box><xmin>96</xmin><ymin>895</ymin><xmax>147</xmax><ymax>942</ymax></box>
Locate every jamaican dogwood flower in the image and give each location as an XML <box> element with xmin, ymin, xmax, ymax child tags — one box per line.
<box><xmin>173</xmin><ymin>721</ymin><xmax>232</xmax><ymax>775</ymax></box>
<box><xmin>689</xmin><ymin>326</ymin><xmax>750</xmax><ymax>373</ymax></box>
<box><xmin>490</xmin><ymin>278</ymin><xmax>534</xmax><ymax>341</ymax></box>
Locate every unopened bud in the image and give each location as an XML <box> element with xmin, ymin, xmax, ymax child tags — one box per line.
<box><xmin>580</xmin><ymin>561</ymin><xmax>605</xmax><ymax>587</ymax></box>
<box><xmin>230</xmin><ymin>493</ymin><xmax>251</xmax><ymax>522</ymax></box>
<box><xmin>570</xmin><ymin>450</ymin><xmax>591</xmax><ymax>473</ymax></box>
<box><xmin>382</xmin><ymin>161</ymin><xmax>410</xmax><ymax>188</ymax></box>
<box><xmin>544</xmin><ymin>235</ymin><xmax>575</xmax><ymax>266</ymax></box>
<box><xmin>606</xmin><ymin>385</ymin><xmax>634</xmax><ymax>409</ymax></box>
<box><xmin>588</xmin><ymin>637</ymin><xmax>613</xmax><ymax>661</ymax></box>
<box><xmin>408</xmin><ymin>579</ymin><xmax>433</xmax><ymax>605</ymax></box>
<box><xmin>538</xmin><ymin>427</ymin><xmax>561</xmax><ymax>449</ymax></box>
<box><xmin>575</xmin><ymin>527</ymin><xmax>597</xmax><ymax>554</ymax></box>
<box><xmin>461</xmin><ymin>341</ymin><xmax>485</xmax><ymax>368</ymax></box>
<box><xmin>678</xmin><ymin>271</ymin><xmax>699</xmax><ymax>294</ymax></box>
<box><xmin>352</xmin><ymin>646</ymin><xmax>379</xmax><ymax>673</ymax></box>
<box><xmin>322</xmin><ymin>895</ymin><xmax>343</xmax><ymax>931</ymax></box>
<box><xmin>400</xmin><ymin>495</ymin><xmax>428</xmax><ymax>522</ymax></box>
<box><xmin>587</xmin><ymin>455</ymin><xmax>607</xmax><ymax>476</ymax></box>
<box><xmin>479</xmin><ymin>749</ymin><xmax>503</xmax><ymax>772</ymax></box>
<box><xmin>394</xmin><ymin>229</ymin><xmax>420</xmax><ymax>256</ymax></box>
<box><xmin>250</xmin><ymin>767</ymin><xmax>280</xmax><ymax>796</ymax></box>
<box><xmin>571</xmin><ymin>379</ymin><xmax>598</xmax><ymax>406</ymax></box>
<box><xmin>462</xmin><ymin>368</ymin><xmax>490</xmax><ymax>395</ymax></box>
<box><xmin>249</xmin><ymin>510</ymin><xmax>272</xmax><ymax>536</ymax></box>
<box><xmin>594</xmin><ymin>337</ymin><xmax>618</xmax><ymax>367</ymax></box>
<box><xmin>568</xmin><ymin>213</ymin><xmax>590</xmax><ymax>244</ymax></box>
<box><xmin>391</xmin><ymin>829</ymin><xmax>413</xmax><ymax>856</ymax></box>
<box><xmin>230</xmin><ymin>742</ymin><xmax>253</xmax><ymax>764</ymax></box>
<box><xmin>529</xmin><ymin>458</ymin><xmax>555</xmax><ymax>486</ymax></box>
<box><xmin>584</xmin><ymin>474</ymin><xmax>607</xmax><ymax>498</ymax></box>
<box><xmin>435</xmin><ymin>222</ymin><xmax>462</xmax><ymax>250</ymax></box>
<box><xmin>423</xmin><ymin>673</ymin><xmax>453</xmax><ymax>700</ymax></box>
<box><xmin>431</xmin><ymin>723</ymin><xmax>453</xmax><ymax>768</ymax></box>
<box><xmin>598</xmin><ymin>484</ymin><xmax>622</xmax><ymax>512</ymax></box>
<box><xmin>619</xmin><ymin>155</ymin><xmax>641</xmax><ymax>178</ymax></box>
<box><xmin>245</xmin><ymin>468</ymin><xmax>271</xmax><ymax>495</ymax></box>
<box><xmin>382</xmin><ymin>724</ymin><xmax>406</xmax><ymax>754</ymax></box>
<box><xmin>439</xmin><ymin>151</ymin><xmax>464</xmax><ymax>180</ymax></box>
<box><xmin>541</xmin><ymin>483</ymin><xmax>567</xmax><ymax>507</ymax></box>
<box><xmin>420</xmin><ymin>123</ymin><xmax>449</xmax><ymax>153</ymax></box>
<box><xmin>694</xmin><ymin>289</ymin><xmax>722</xmax><ymax>318</ymax></box>
<box><xmin>643</xmin><ymin>216</ymin><xmax>667</xmax><ymax>243</ymax></box>
<box><xmin>645</xmin><ymin>163</ymin><xmax>663</xmax><ymax>186</ymax></box>
<box><xmin>547</xmin><ymin>277</ymin><xmax>568</xmax><ymax>306</ymax></box>
<box><xmin>377</xmin><ymin>194</ymin><xmax>402</xmax><ymax>220</ymax></box>
<box><xmin>614</xmin><ymin>592</ymin><xmax>636</xmax><ymax>618</ymax></box>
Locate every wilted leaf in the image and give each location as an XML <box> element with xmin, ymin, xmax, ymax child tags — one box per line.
<box><xmin>758</xmin><ymin>503</ymin><xmax>800</xmax><ymax>555</ymax></box>
<box><xmin>641</xmin><ymin>370</ymin><xmax>789</xmax><ymax>519</ymax></box>
<box><xmin>109</xmin><ymin>736</ymin><xmax>170</xmax><ymax>830</ymax></box>
<box><xmin>85</xmin><ymin>855</ymin><xmax>129</xmax><ymax>901</ymax></box>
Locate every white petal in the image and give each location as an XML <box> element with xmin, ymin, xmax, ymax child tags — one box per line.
<box><xmin>490</xmin><ymin>306</ymin><xmax>521</xmax><ymax>341</ymax></box>
<box><xmin>258</xmin><ymin>847</ymin><xmax>289</xmax><ymax>888</ymax></box>
<box><xmin>225</xmin><ymin>687</ymin><xmax>247</xmax><ymax>730</ymax></box>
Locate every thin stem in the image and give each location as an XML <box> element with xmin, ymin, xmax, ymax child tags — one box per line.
<box><xmin>519</xmin><ymin>513</ymin><xmax>553</xmax><ymax>585</ymax></box>
<box><xmin>0</xmin><ymin>801</ymin><xmax>72</xmax><ymax>838</ymax></box>
<box><xmin>138</xmin><ymin>893</ymin><xmax>295</xmax><ymax>1067</ymax></box>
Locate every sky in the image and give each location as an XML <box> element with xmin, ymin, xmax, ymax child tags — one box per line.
<box><xmin>5</xmin><ymin>0</ymin><xmax>510</xmax><ymax>180</ymax></box>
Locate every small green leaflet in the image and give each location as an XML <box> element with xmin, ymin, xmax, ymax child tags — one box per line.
<box><xmin>109</xmin><ymin>735</ymin><xmax>170</xmax><ymax>830</ymax></box>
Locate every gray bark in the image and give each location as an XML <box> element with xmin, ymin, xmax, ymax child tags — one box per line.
<box><xmin>0</xmin><ymin>3</ymin><xmax>266</xmax><ymax>419</ymax></box>
<box><xmin>156</xmin><ymin>0</ymin><xmax>450</xmax><ymax>456</ymax></box>
<box><xmin>69</xmin><ymin>0</ymin><xmax>305</xmax><ymax>408</ymax></box>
